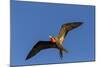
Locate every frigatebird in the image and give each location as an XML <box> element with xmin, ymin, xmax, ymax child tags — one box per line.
<box><xmin>26</xmin><ymin>22</ymin><xmax>82</xmax><ymax>60</ymax></box>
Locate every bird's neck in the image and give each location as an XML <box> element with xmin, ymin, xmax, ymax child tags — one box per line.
<box><xmin>50</xmin><ymin>37</ymin><xmax>64</xmax><ymax>44</ymax></box>
<box><xmin>50</xmin><ymin>37</ymin><xmax>56</xmax><ymax>43</ymax></box>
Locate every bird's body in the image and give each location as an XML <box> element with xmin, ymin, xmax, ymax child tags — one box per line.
<box><xmin>26</xmin><ymin>22</ymin><xmax>83</xmax><ymax>60</ymax></box>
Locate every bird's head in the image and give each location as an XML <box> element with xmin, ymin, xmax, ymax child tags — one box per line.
<box><xmin>49</xmin><ymin>35</ymin><xmax>56</xmax><ymax>43</ymax></box>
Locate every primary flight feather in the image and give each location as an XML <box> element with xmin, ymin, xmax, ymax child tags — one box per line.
<box><xmin>26</xmin><ymin>22</ymin><xmax>82</xmax><ymax>60</ymax></box>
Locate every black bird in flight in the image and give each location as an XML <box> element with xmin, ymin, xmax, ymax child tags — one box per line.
<box><xmin>26</xmin><ymin>22</ymin><xmax>82</xmax><ymax>60</ymax></box>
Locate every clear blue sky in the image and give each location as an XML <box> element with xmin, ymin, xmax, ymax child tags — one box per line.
<box><xmin>11</xmin><ymin>1</ymin><xmax>95</xmax><ymax>66</ymax></box>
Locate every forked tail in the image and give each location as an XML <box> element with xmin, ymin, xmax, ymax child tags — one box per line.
<box><xmin>59</xmin><ymin>47</ymin><xmax>68</xmax><ymax>59</ymax></box>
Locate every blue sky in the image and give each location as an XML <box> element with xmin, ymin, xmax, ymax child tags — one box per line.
<box><xmin>11</xmin><ymin>1</ymin><xmax>95</xmax><ymax>66</ymax></box>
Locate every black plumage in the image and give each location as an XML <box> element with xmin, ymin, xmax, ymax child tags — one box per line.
<box><xmin>26</xmin><ymin>41</ymin><xmax>57</xmax><ymax>60</ymax></box>
<box><xmin>26</xmin><ymin>22</ymin><xmax>83</xmax><ymax>60</ymax></box>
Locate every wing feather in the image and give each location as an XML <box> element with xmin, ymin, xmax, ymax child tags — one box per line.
<box><xmin>57</xmin><ymin>22</ymin><xmax>82</xmax><ymax>39</ymax></box>
<box><xmin>26</xmin><ymin>41</ymin><xmax>57</xmax><ymax>60</ymax></box>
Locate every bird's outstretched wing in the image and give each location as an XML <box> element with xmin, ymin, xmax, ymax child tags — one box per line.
<box><xmin>57</xmin><ymin>22</ymin><xmax>83</xmax><ymax>39</ymax></box>
<box><xmin>26</xmin><ymin>41</ymin><xmax>57</xmax><ymax>60</ymax></box>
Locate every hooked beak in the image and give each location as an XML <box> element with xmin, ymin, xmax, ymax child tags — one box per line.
<box><xmin>49</xmin><ymin>35</ymin><xmax>52</xmax><ymax>38</ymax></box>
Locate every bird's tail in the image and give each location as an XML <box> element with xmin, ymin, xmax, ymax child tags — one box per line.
<box><xmin>59</xmin><ymin>48</ymin><xmax>68</xmax><ymax>59</ymax></box>
<box><xmin>59</xmin><ymin>49</ymin><xmax>63</xmax><ymax>59</ymax></box>
<box><xmin>59</xmin><ymin>46</ymin><xmax>68</xmax><ymax>59</ymax></box>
